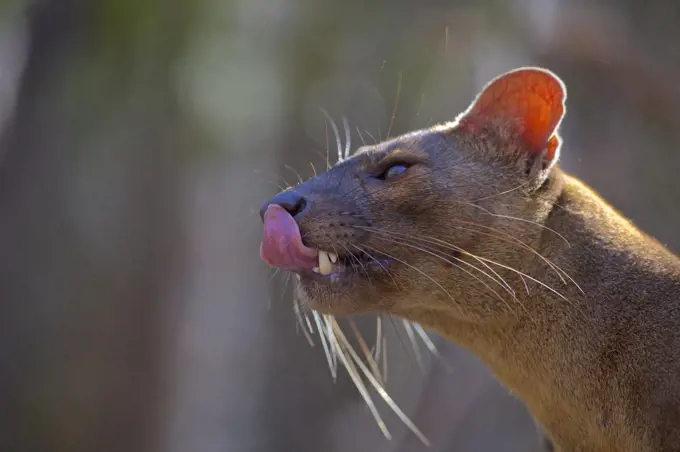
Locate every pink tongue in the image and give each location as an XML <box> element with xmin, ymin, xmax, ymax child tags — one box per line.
<box><xmin>260</xmin><ymin>204</ymin><xmax>318</xmax><ymax>271</ymax></box>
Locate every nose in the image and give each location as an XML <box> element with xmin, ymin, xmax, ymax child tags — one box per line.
<box><xmin>259</xmin><ymin>191</ymin><xmax>309</xmax><ymax>221</ymax></box>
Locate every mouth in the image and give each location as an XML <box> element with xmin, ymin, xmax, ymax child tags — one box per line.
<box><xmin>299</xmin><ymin>249</ymin><xmax>392</xmax><ymax>282</ymax></box>
<box><xmin>259</xmin><ymin>204</ymin><xmax>391</xmax><ymax>282</ymax></box>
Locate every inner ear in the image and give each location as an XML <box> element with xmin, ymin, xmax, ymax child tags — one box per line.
<box><xmin>457</xmin><ymin>67</ymin><xmax>566</xmax><ymax>165</ymax></box>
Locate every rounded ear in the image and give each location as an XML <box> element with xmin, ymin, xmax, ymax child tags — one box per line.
<box><xmin>457</xmin><ymin>67</ymin><xmax>567</xmax><ymax>165</ymax></box>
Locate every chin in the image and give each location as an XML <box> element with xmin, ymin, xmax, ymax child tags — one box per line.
<box><xmin>294</xmin><ymin>264</ymin><xmax>394</xmax><ymax>316</ymax></box>
<box><xmin>295</xmin><ymin>273</ymin><xmax>367</xmax><ymax>316</ymax></box>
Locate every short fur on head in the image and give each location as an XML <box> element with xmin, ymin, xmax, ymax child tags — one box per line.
<box><xmin>260</xmin><ymin>67</ymin><xmax>680</xmax><ymax>451</ymax></box>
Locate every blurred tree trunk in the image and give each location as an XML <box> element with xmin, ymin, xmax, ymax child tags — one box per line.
<box><xmin>0</xmin><ymin>1</ymin><xmax>190</xmax><ymax>451</ymax></box>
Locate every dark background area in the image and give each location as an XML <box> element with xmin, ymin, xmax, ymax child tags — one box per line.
<box><xmin>1</xmin><ymin>1</ymin><xmax>679</xmax><ymax>451</ymax></box>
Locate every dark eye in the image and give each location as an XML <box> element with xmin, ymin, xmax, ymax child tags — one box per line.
<box><xmin>379</xmin><ymin>164</ymin><xmax>410</xmax><ymax>181</ymax></box>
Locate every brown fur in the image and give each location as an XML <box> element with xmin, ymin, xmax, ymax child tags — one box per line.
<box><xmin>263</xmin><ymin>68</ymin><xmax>680</xmax><ymax>451</ymax></box>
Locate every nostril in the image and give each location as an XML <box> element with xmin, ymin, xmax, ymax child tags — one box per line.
<box><xmin>259</xmin><ymin>191</ymin><xmax>308</xmax><ymax>221</ymax></box>
<box><xmin>279</xmin><ymin>193</ymin><xmax>307</xmax><ymax>217</ymax></box>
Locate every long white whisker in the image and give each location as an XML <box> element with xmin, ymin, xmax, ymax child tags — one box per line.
<box><xmin>330</xmin><ymin>319</ymin><xmax>431</xmax><ymax>446</ymax></box>
<box><xmin>402</xmin><ymin>320</ymin><xmax>425</xmax><ymax>372</ymax></box>
<box><xmin>280</xmin><ymin>273</ymin><xmax>292</xmax><ymax>311</ymax></box>
<box><xmin>348</xmin><ymin>319</ymin><xmax>385</xmax><ymax>386</ymax></box>
<box><xmin>382</xmin><ymin>336</ymin><xmax>388</xmax><ymax>383</ymax></box>
<box><xmin>324</xmin><ymin>120</ymin><xmax>331</xmax><ymax>169</ymax></box>
<box><xmin>356</xmin><ymin>126</ymin><xmax>367</xmax><ymax>146</ymax></box>
<box><xmin>352</xmin><ymin>244</ymin><xmax>398</xmax><ymax>287</ymax></box>
<box><xmin>324</xmin><ymin>314</ymin><xmax>338</xmax><ymax>377</ymax></box>
<box><xmin>472</xmin><ymin>177</ymin><xmax>536</xmax><ymax>202</ymax></box>
<box><xmin>475</xmin><ymin>256</ymin><xmax>574</xmax><ymax>305</ymax></box>
<box><xmin>302</xmin><ymin>305</ymin><xmax>315</xmax><ymax>334</ymax></box>
<box><xmin>283</xmin><ymin>164</ymin><xmax>304</xmax><ymax>184</ymax></box>
<box><xmin>343</xmin><ymin>116</ymin><xmax>351</xmax><ymax>160</ymax></box>
<box><xmin>520</xmin><ymin>274</ymin><xmax>531</xmax><ymax>295</ymax></box>
<box><xmin>357</xmin><ymin>225</ymin><xmax>569</xmax><ymax>311</ymax></box>
<box><xmin>353</xmin><ymin>223</ymin><xmax>516</xmax><ymax>296</ymax></box>
<box><xmin>362</xmin><ymin>244</ymin><xmax>457</xmax><ymax>310</ymax></box>
<box><xmin>358</xmin><ymin>215</ymin><xmax>574</xmax><ymax>295</ymax></box>
<box><xmin>313</xmin><ymin>311</ymin><xmax>337</xmax><ymax>382</ymax></box>
<box><xmin>374</xmin><ymin>316</ymin><xmax>383</xmax><ymax>362</ymax></box>
<box><xmin>293</xmin><ymin>299</ymin><xmax>315</xmax><ymax>346</ymax></box>
<box><xmin>321</xmin><ymin>109</ymin><xmax>343</xmax><ymax>164</ymax></box>
<box><xmin>412</xmin><ymin>324</ymin><xmax>440</xmax><ymax>360</ymax></box>
<box><xmin>448</xmin><ymin>211</ymin><xmax>580</xmax><ymax>291</ymax></box>
<box><xmin>471</xmin><ymin>203</ymin><xmax>571</xmax><ymax>247</ymax></box>
<box><xmin>364</xmin><ymin>129</ymin><xmax>378</xmax><ymax>144</ymax></box>
<box><xmin>342</xmin><ymin>244</ymin><xmax>371</xmax><ymax>282</ymax></box>
<box><xmin>266</xmin><ymin>268</ymin><xmax>281</xmax><ymax>310</ymax></box>
<box><xmin>325</xmin><ymin>319</ymin><xmax>392</xmax><ymax>440</ymax></box>
<box><xmin>364</xmin><ymin>230</ymin><xmax>525</xmax><ymax>317</ymax></box>
<box><xmin>386</xmin><ymin>71</ymin><xmax>402</xmax><ymax>139</ymax></box>
<box><xmin>267</xmin><ymin>268</ymin><xmax>281</xmax><ymax>285</ymax></box>
<box><xmin>413</xmin><ymin>323</ymin><xmax>453</xmax><ymax>374</ymax></box>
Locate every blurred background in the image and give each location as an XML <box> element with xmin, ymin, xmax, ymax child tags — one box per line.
<box><xmin>1</xmin><ymin>1</ymin><xmax>679</xmax><ymax>451</ymax></box>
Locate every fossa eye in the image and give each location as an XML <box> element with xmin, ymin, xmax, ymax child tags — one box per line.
<box><xmin>379</xmin><ymin>163</ymin><xmax>410</xmax><ymax>181</ymax></box>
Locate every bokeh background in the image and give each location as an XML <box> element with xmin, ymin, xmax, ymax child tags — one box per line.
<box><xmin>1</xmin><ymin>1</ymin><xmax>679</xmax><ymax>451</ymax></box>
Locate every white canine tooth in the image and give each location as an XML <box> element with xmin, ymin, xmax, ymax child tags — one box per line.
<box><xmin>312</xmin><ymin>267</ymin><xmax>320</xmax><ymax>273</ymax></box>
<box><xmin>318</xmin><ymin>251</ymin><xmax>333</xmax><ymax>276</ymax></box>
<box><xmin>328</xmin><ymin>252</ymin><xmax>338</xmax><ymax>264</ymax></box>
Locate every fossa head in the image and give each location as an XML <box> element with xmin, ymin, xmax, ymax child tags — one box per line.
<box><xmin>259</xmin><ymin>68</ymin><xmax>567</xmax><ymax>320</ymax></box>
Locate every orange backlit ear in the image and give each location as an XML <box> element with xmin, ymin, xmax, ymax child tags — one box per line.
<box><xmin>458</xmin><ymin>67</ymin><xmax>566</xmax><ymax>162</ymax></box>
